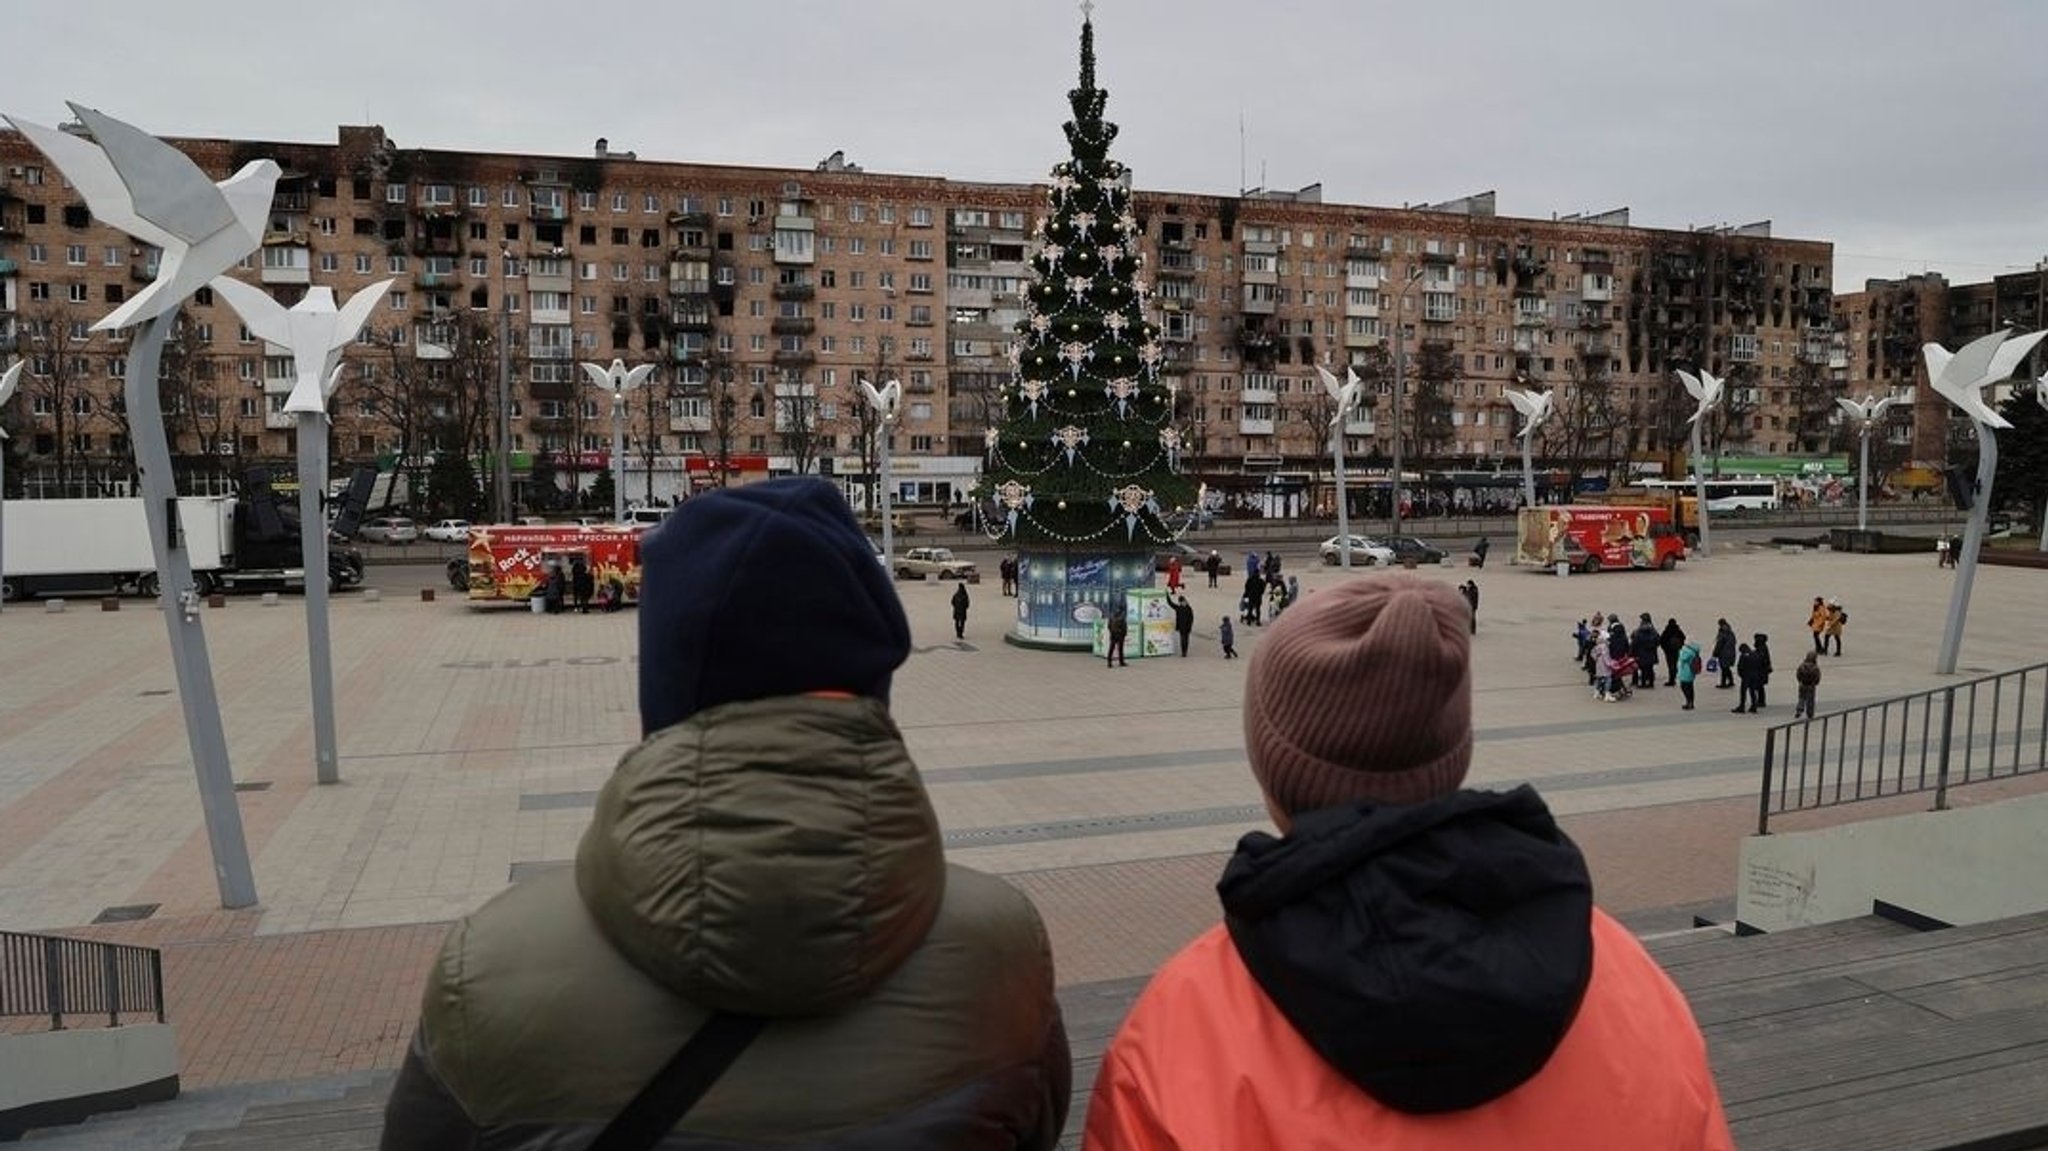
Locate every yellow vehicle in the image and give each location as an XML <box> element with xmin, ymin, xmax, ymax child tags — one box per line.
<box><xmin>1605</xmin><ymin>486</ymin><xmax>1702</xmax><ymax>546</ymax></box>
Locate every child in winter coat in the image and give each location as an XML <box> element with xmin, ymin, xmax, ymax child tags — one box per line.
<box><xmin>1219</xmin><ymin>617</ymin><xmax>1238</xmax><ymax>659</ymax></box>
<box><xmin>1794</xmin><ymin>651</ymin><xmax>1822</xmax><ymax>718</ymax></box>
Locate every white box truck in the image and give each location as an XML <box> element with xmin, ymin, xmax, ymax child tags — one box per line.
<box><xmin>1</xmin><ymin>494</ymin><xmax>365</xmax><ymax>601</ymax></box>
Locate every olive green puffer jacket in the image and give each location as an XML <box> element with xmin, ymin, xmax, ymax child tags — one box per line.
<box><xmin>379</xmin><ymin>695</ymin><xmax>1069</xmax><ymax>1150</ymax></box>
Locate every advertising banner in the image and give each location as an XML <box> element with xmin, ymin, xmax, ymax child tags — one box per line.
<box><xmin>1015</xmin><ymin>547</ymin><xmax>1155</xmax><ymax>649</ymax></box>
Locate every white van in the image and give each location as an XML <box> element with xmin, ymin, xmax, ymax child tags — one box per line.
<box><xmin>623</xmin><ymin>507</ymin><xmax>671</xmax><ymax>527</ymax></box>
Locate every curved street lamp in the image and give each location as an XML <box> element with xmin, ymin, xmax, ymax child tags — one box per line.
<box><xmin>1834</xmin><ymin>393</ymin><xmax>1903</xmax><ymax>532</ymax></box>
<box><xmin>579</xmin><ymin>358</ymin><xmax>656</xmax><ymax>522</ymax></box>
<box><xmin>858</xmin><ymin>377</ymin><xmax>902</xmax><ymax>563</ymax></box>
<box><xmin>0</xmin><ymin>360</ymin><xmax>20</xmax><ymax>613</ymax></box>
<box><xmin>1675</xmin><ymin>368</ymin><xmax>1726</xmax><ymax>557</ymax></box>
<box><xmin>1315</xmin><ymin>364</ymin><xmax>1364</xmax><ymax>567</ymax></box>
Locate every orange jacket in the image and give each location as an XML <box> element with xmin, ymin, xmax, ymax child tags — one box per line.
<box><xmin>1085</xmin><ymin>911</ymin><xmax>1731</xmax><ymax>1151</ymax></box>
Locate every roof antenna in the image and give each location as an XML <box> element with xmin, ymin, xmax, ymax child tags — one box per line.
<box><xmin>1238</xmin><ymin>108</ymin><xmax>1246</xmax><ymax>197</ymax></box>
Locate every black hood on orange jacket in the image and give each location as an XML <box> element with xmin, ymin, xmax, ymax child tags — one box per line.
<box><xmin>1220</xmin><ymin>785</ymin><xmax>1594</xmax><ymax>1114</ymax></box>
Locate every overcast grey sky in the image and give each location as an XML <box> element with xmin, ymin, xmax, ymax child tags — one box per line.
<box><xmin>6</xmin><ymin>1</ymin><xmax>2045</xmax><ymax>290</ymax></box>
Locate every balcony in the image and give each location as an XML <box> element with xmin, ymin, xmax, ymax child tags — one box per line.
<box><xmin>1239</xmin><ymin>415</ymin><xmax>1276</xmax><ymax>436</ymax></box>
<box><xmin>529</xmin><ymin>202</ymin><xmax>570</xmax><ymax>223</ymax></box>
<box><xmin>0</xmin><ymin>258</ymin><xmax>17</xmax><ymax>276</ymax></box>
<box><xmin>1578</xmin><ymin>308</ymin><xmax>1611</xmax><ymax>330</ymax></box>
<box><xmin>771</xmin><ymin>282</ymin><xmax>815</xmax><ymax>302</ymax></box>
<box><xmin>772</xmin><ymin>349</ymin><xmax>817</xmax><ymax>369</ymax></box>
<box><xmin>1512</xmin><ymin>250</ymin><xmax>1547</xmax><ymax>279</ymax></box>
<box><xmin>1344</xmin><ymin>328</ymin><xmax>1381</xmax><ymax>351</ymax></box>
<box><xmin>1513</xmin><ymin>299</ymin><xmax>1549</xmax><ymax>327</ymax></box>
<box><xmin>529</xmin><ymin>345</ymin><xmax>575</xmax><ymax>361</ymax></box>
<box><xmin>1421</xmin><ymin>293</ymin><xmax>1457</xmax><ymax>324</ymax></box>
<box><xmin>1241</xmin><ymin>384</ymin><xmax>1278</xmax><ymax>404</ymax></box>
<box><xmin>672</xmin><ymin>308</ymin><xmax>713</xmax><ymax>332</ymax></box>
<box><xmin>668</xmin><ymin>210</ymin><xmax>713</xmax><ymax>229</ymax></box>
<box><xmin>771</xmin><ymin>317</ymin><xmax>815</xmax><ymax>337</ymax></box>
<box><xmin>133</xmin><ymin>260</ymin><xmax>160</xmax><ymax>282</ymax></box>
<box><xmin>415</xmin><ymin>270</ymin><xmax>459</xmax><ymax>290</ymax></box>
<box><xmin>671</xmin><ymin>344</ymin><xmax>709</xmax><ymax>366</ymax></box>
<box><xmin>1241</xmin><ymin>293</ymin><xmax>1277</xmax><ymax>316</ymax></box>
<box><xmin>669</xmin><ymin>275</ymin><xmax>710</xmax><ymax>297</ymax></box>
<box><xmin>1346</xmin><ymin>271</ymin><xmax>1380</xmax><ymax>291</ymax></box>
<box><xmin>1420</xmin><ymin>248</ymin><xmax>1456</xmax><ymax>265</ymax></box>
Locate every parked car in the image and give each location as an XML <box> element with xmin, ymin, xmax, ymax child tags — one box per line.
<box><xmin>1319</xmin><ymin>535</ymin><xmax>1396</xmax><ymax>566</ymax></box>
<box><xmin>867</xmin><ymin>536</ymin><xmax>888</xmax><ymax>569</ymax></box>
<box><xmin>423</xmin><ymin>519</ymin><xmax>471</xmax><ymax>543</ymax></box>
<box><xmin>1382</xmin><ymin>535</ymin><xmax>1447</xmax><ymax>566</ymax></box>
<box><xmin>893</xmin><ymin>546</ymin><xmax>977</xmax><ymax>580</ymax></box>
<box><xmin>359</xmin><ymin>516</ymin><xmax>419</xmax><ymax>544</ymax></box>
<box><xmin>622</xmin><ymin>507</ymin><xmax>670</xmax><ymax>527</ymax></box>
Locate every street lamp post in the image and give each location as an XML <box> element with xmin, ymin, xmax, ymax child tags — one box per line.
<box><xmin>211</xmin><ymin>277</ymin><xmax>391</xmax><ymax>786</ymax></box>
<box><xmin>494</xmin><ymin>244</ymin><xmax>513</xmax><ymax>522</ymax></box>
<box><xmin>859</xmin><ymin>377</ymin><xmax>902</xmax><ymax>563</ymax></box>
<box><xmin>1836</xmin><ymin>394</ymin><xmax>1901</xmax><ymax>533</ymax></box>
<box><xmin>1316</xmin><ymin>364</ymin><xmax>1363</xmax><ymax>567</ymax></box>
<box><xmin>1388</xmin><ymin>265</ymin><xmax>1423</xmax><ymax>536</ymax></box>
<box><xmin>1676</xmin><ymin>369</ymin><xmax>1726</xmax><ymax>557</ymax></box>
<box><xmin>579</xmin><ymin>358</ymin><xmax>655</xmax><ymax>522</ymax></box>
<box><xmin>0</xmin><ymin>361</ymin><xmax>20</xmax><ymax>612</ymax></box>
<box><xmin>1504</xmin><ymin>385</ymin><xmax>1555</xmax><ymax>511</ymax></box>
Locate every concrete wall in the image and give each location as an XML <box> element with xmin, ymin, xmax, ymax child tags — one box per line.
<box><xmin>1737</xmin><ymin>790</ymin><xmax>2048</xmax><ymax>932</ymax></box>
<box><xmin>0</xmin><ymin>1023</ymin><xmax>179</xmax><ymax>1129</ymax></box>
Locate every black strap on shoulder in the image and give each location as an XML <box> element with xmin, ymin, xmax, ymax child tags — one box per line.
<box><xmin>586</xmin><ymin>1012</ymin><xmax>769</xmax><ymax>1151</ymax></box>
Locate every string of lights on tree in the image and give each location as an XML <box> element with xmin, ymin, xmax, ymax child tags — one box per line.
<box><xmin>979</xmin><ymin>16</ymin><xmax>1195</xmax><ymax>546</ymax></box>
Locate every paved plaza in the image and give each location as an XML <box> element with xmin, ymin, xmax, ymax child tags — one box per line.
<box><xmin>3</xmin><ymin>535</ymin><xmax>2046</xmax><ymax>1087</ymax></box>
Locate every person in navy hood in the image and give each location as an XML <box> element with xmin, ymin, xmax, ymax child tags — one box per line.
<box><xmin>636</xmin><ymin>478</ymin><xmax>912</xmax><ymax>737</ymax></box>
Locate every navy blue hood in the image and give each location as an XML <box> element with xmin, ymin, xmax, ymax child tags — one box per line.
<box><xmin>1220</xmin><ymin>785</ymin><xmax>1594</xmax><ymax>1113</ymax></box>
<box><xmin>637</xmin><ymin>478</ymin><xmax>910</xmax><ymax>737</ymax></box>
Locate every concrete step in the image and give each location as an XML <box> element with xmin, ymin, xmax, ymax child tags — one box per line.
<box><xmin>17</xmin><ymin>1072</ymin><xmax>387</xmax><ymax>1151</ymax></box>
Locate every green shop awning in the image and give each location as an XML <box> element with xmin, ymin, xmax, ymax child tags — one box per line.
<box><xmin>1703</xmin><ymin>455</ymin><xmax>1850</xmax><ymax>477</ymax></box>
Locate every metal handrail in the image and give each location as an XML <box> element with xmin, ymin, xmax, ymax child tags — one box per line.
<box><xmin>1758</xmin><ymin>659</ymin><xmax>2048</xmax><ymax>834</ymax></box>
<box><xmin>0</xmin><ymin>930</ymin><xmax>165</xmax><ymax>1030</ymax></box>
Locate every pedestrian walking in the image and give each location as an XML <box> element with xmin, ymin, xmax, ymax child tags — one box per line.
<box><xmin>1205</xmin><ymin>550</ymin><xmax>1221</xmax><ymax>588</ymax></box>
<box><xmin>1752</xmin><ymin>633</ymin><xmax>1774</xmax><ymax>711</ymax></box>
<box><xmin>1712</xmin><ymin>619</ymin><xmax>1738</xmax><ymax>689</ymax></box>
<box><xmin>1826</xmin><ymin>601</ymin><xmax>1846</xmax><ymax>656</ymax></box>
<box><xmin>1676</xmin><ymin>637</ymin><xmax>1701</xmax><ymax>710</ymax></box>
<box><xmin>1808</xmin><ymin>596</ymin><xmax>1830</xmax><ymax>655</ymax></box>
<box><xmin>1219</xmin><ymin>616</ymin><xmax>1238</xmax><ymax>659</ymax></box>
<box><xmin>1472</xmin><ymin>536</ymin><xmax>1490</xmax><ymax>568</ymax></box>
<box><xmin>951</xmin><ymin>582</ymin><xmax>970</xmax><ymax>641</ymax></box>
<box><xmin>1459</xmin><ymin>580</ymin><xmax>1479</xmax><ymax>634</ymax></box>
<box><xmin>1659</xmin><ymin>618</ymin><xmax>1686</xmax><ymax>686</ymax></box>
<box><xmin>1173</xmin><ymin>594</ymin><xmax>1195</xmax><ymax>657</ymax></box>
<box><xmin>1794</xmin><ymin>650</ymin><xmax>1822</xmax><ymax>718</ymax></box>
<box><xmin>1106</xmin><ymin>601</ymin><xmax>1130</xmax><ymax>668</ymax></box>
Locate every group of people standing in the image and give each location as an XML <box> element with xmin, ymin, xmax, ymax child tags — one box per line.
<box><xmin>534</xmin><ymin>556</ymin><xmax>623</xmax><ymax>614</ymax></box>
<box><xmin>1240</xmin><ymin>551</ymin><xmax>1299</xmax><ymax>627</ymax></box>
<box><xmin>1573</xmin><ymin>606</ymin><xmax>1834</xmax><ymax>719</ymax></box>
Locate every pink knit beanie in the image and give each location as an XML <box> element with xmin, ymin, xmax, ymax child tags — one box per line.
<box><xmin>1244</xmin><ymin>576</ymin><xmax>1473</xmax><ymax>814</ymax></box>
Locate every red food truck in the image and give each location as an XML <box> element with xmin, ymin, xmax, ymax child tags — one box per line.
<box><xmin>449</xmin><ymin>523</ymin><xmax>647</xmax><ymax>605</ymax></box>
<box><xmin>1515</xmin><ymin>505</ymin><xmax>1688</xmax><ymax>573</ymax></box>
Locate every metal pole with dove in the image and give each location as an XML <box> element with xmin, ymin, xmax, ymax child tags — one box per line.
<box><xmin>859</xmin><ymin>378</ymin><xmax>902</xmax><ymax>565</ymax></box>
<box><xmin>0</xmin><ymin>360</ymin><xmax>20</xmax><ymax>613</ymax></box>
<box><xmin>1315</xmin><ymin>364</ymin><xmax>1364</xmax><ymax>568</ymax></box>
<box><xmin>3</xmin><ymin>102</ymin><xmax>278</xmax><ymax>908</ymax></box>
<box><xmin>2035</xmin><ymin>376</ymin><xmax>2048</xmax><ymax>553</ymax></box>
<box><xmin>1928</xmin><ymin>328</ymin><xmax>2048</xmax><ymax>674</ymax></box>
<box><xmin>579</xmin><ymin>358</ymin><xmax>656</xmax><ymax>522</ymax></box>
<box><xmin>211</xmin><ymin>278</ymin><xmax>392</xmax><ymax>785</ymax></box>
<box><xmin>1503</xmin><ymin>385</ymin><xmax>1555</xmax><ymax>511</ymax></box>
<box><xmin>1675</xmin><ymin>368</ymin><xmax>1725</xmax><ymax>557</ymax></box>
<box><xmin>1834</xmin><ymin>394</ymin><xmax>1903</xmax><ymax>533</ymax></box>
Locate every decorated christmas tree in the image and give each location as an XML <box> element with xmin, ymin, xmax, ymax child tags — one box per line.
<box><xmin>983</xmin><ymin>14</ymin><xmax>1194</xmax><ymax>648</ymax></box>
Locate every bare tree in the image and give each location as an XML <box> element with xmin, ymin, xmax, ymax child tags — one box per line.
<box><xmin>1410</xmin><ymin>339</ymin><xmax>1461</xmax><ymax>463</ymax></box>
<box><xmin>776</xmin><ymin>371</ymin><xmax>820</xmax><ymax>477</ymax></box>
<box><xmin>17</xmin><ymin>306</ymin><xmax>105</xmax><ymax>496</ymax></box>
<box><xmin>1787</xmin><ymin>357</ymin><xmax>1838</xmax><ymax>455</ymax></box>
<box><xmin>1539</xmin><ymin>356</ymin><xmax>1627</xmax><ymax>496</ymax></box>
<box><xmin>706</xmin><ymin>357</ymin><xmax>739</xmax><ymax>490</ymax></box>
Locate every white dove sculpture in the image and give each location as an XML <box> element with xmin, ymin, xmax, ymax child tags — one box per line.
<box><xmin>0</xmin><ymin>360</ymin><xmax>21</xmax><ymax>440</ymax></box>
<box><xmin>1674</xmin><ymin>368</ymin><xmax>1725</xmax><ymax>427</ymax></box>
<box><xmin>1314</xmin><ymin>364</ymin><xmax>1363</xmax><ymax>428</ymax></box>
<box><xmin>579</xmin><ymin>358</ymin><xmax>658</xmax><ymax>408</ymax></box>
<box><xmin>3</xmin><ymin>104</ymin><xmax>278</xmax><ymax>333</ymax></box>
<box><xmin>1923</xmin><ymin>329</ymin><xmax>2048</xmax><ymax>430</ymax></box>
<box><xmin>1503</xmin><ymin>386</ymin><xmax>1555</xmax><ymax>440</ymax></box>
<box><xmin>210</xmin><ymin>279</ymin><xmax>392</xmax><ymax>414</ymax></box>
<box><xmin>1834</xmin><ymin>394</ymin><xmax>1902</xmax><ymax>425</ymax></box>
<box><xmin>858</xmin><ymin>377</ymin><xmax>903</xmax><ymax>423</ymax></box>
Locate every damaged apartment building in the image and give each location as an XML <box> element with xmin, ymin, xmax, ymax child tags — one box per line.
<box><xmin>0</xmin><ymin>122</ymin><xmax>1847</xmax><ymax>507</ymax></box>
